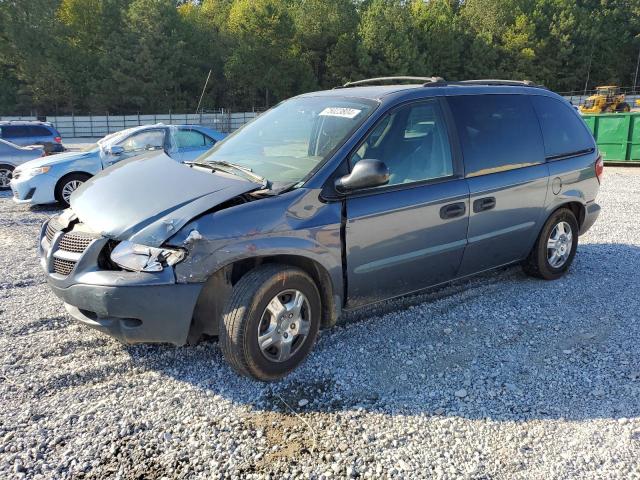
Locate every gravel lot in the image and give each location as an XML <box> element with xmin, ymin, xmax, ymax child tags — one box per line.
<box><xmin>1</xmin><ymin>168</ymin><xmax>639</xmax><ymax>479</ymax></box>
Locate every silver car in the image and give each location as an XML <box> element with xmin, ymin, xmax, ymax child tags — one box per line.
<box><xmin>10</xmin><ymin>124</ymin><xmax>225</xmax><ymax>206</ymax></box>
<box><xmin>0</xmin><ymin>139</ymin><xmax>44</xmax><ymax>190</ymax></box>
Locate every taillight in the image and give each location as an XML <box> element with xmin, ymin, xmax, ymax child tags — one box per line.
<box><xmin>54</xmin><ymin>136</ymin><xmax>62</xmax><ymax>143</ymax></box>
<box><xmin>595</xmin><ymin>155</ymin><xmax>604</xmax><ymax>184</ymax></box>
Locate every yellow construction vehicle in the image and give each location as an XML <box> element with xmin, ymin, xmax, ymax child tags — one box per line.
<box><xmin>579</xmin><ymin>86</ymin><xmax>630</xmax><ymax>113</ymax></box>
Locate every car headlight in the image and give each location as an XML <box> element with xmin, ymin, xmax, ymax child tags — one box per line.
<box><xmin>110</xmin><ymin>241</ymin><xmax>186</xmax><ymax>272</ymax></box>
<box><xmin>24</xmin><ymin>166</ymin><xmax>51</xmax><ymax>177</ymax></box>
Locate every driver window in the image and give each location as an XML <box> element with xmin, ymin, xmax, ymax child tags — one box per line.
<box><xmin>119</xmin><ymin>130</ymin><xmax>165</xmax><ymax>153</ymax></box>
<box><xmin>350</xmin><ymin>101</ymin><xmax>453</xmax><ymax>186</ymax></box>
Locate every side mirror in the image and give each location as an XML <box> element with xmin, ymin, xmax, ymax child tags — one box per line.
<box><xmin>335</xmin><ymin>159</ymin><xmax>389</xmax><ymax>193</ymax></box>
<box><xmin>107</xmin><ymin>145</ymin><xmax>124</xmax><ymax>156</ymax></box>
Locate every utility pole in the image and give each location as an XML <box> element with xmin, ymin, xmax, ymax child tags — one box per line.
<box><xmin>196</xmin><ymin>69</ymin><xmax>212</xmax><ymax>115</ymax></box>
<box><xmin>583</xmin><ymin>44</ymin><xmax>594</xmax><ymax>97</ymax></box>
<box><xmin>634</xmin><ymin>45</ymin><xmax>640</xmax><ymax>94</ymax></box>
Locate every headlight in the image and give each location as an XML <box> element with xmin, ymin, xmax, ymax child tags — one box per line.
<box><xmin>25</xmin><ymin>166</ymin><xmax>51</xmax><ymax>177</ymax></box>
<box><xmin>110</xmin><ymin>241</ymin><xmax>186</xmax><ymax>272</ymax></box>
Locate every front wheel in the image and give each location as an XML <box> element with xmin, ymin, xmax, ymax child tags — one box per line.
<box><xmin>523</xmin><ymin>208</ymin><xmax>579</xmax><ymax>280</ymax></box>
<box><xmin>219</xmin><ymin>264</ymin><xmax>321</xmax><ymax>381</ymax></box>
<box><xmin>0</xmin><ymin>164</ymin><xmax>14</xmax><ymax>190</ymax></box>
<box><xmin>55</xmin><ymin>173</ymin><xmax>91</xmax><ymax>207</ymax></box>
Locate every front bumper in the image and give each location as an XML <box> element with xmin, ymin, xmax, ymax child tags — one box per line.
<box><xmin>579</xmin><ymin>201</ymin><xmax>601</xmax><ymax>235</ymax></box>
<box><xmin>48</xmin><ymin>282</ymin><xmax>202</xmax><ymax>345</ymax></box>
<box><xmin>40</xmin><ymin>217</ymin><xmax>203</xmax><ymax>345</ymax></box>
<box><xmin>10</xmin><ymin>173</ymin><xmax>58</xmax><ymax>205</ymax></box>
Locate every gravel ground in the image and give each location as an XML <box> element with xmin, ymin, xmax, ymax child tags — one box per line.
<box><xmin>1</xmin><ymin>168</ymin><xmax>639</xmax><ymax>479</ymax></box>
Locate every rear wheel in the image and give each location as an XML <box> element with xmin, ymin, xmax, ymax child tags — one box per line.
<box><xmin>523</xmin><ymin>208</ymin><xmax>579</xmax><ymax>280</ymax></box>
<box><xmin>0</xmin><ymin>164</ymin><xmax>14</xmax><ymax>190</ymax></box>
<box><xmin>55</xmin><ymin>173</ymin><xmax>90</xmax><ymax>207</ymax></box>
<box><xmin>219</xmin><ymin>264</ymin><xmax>321</xmax><ymax>381</ymax></box>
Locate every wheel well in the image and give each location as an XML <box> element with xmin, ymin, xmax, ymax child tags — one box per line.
<box><xmin>55</xmin><ymin>171</ymin><xmax>92</xmax><ymax>190</ymax></box>
<box><xmin>188</xmin><ymin>255</ymin><xmax>338</xmax><ymax>343</ymax></box>
<box><xmin>559</xmin><ymin>201</ymin><xmax>585</xmax><ymax>230</ymax></box>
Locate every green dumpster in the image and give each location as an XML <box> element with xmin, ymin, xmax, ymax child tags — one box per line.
<box><xmin>581</xmin><ymin>112</ymin><xmax>640</xmax><ymax>164</ymax></box>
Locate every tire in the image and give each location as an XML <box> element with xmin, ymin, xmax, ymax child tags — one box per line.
<box><xmin>55</xmin><ymin>173</ymin><xmax>91</xmax><ymax>207</ymax></box>
<box><xmin>0</xmin><ymin>164</ymin><xmax>14</xmax><ymax>190</ymax></box>
<box><xmin>219</xmin><ymin>264</ymin><xmax>321</xmax><ymax>381</ymax></box>
<box><xmin>523</xmin><ymin>208</ymin><xmax>579</xmax><ymax>280</ymax></box>
<box><xmin>616</xmin><ymin>102</ymin><xmax>630</xmax><ymax>113</ymax></box>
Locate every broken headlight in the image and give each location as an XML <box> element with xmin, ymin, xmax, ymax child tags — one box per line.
<box><xmin>110</xmin><ymin>241</ymin><xmax>186</xmax><ymax>272</ymax></box>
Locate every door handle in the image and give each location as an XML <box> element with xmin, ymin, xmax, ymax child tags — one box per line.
<box><xmin>473</xmin><ymin>197</ymin><xmax>496</xmax><ymax>213</ymax></box>
<box><xmin>440</xmin><ymin>202</ymin><xmax>466</xmax><ymax>220</ymax></box>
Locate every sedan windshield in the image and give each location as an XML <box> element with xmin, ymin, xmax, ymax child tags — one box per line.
<box><xmin>197</xmin><ymin>96</ymin><xmax>377</xmax><ymax>186</ymax></box>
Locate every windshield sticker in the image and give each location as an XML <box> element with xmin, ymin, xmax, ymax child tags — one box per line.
<box><xmin>319</xmin><ymin>107</ymin><xmax>362</xmax><ymax>119</ymax></box>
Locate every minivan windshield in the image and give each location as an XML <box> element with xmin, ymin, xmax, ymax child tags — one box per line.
<box><xmin>197</xmin><ymin>96</ymin><xmax>377</xmax><ymax>187</ymax></box>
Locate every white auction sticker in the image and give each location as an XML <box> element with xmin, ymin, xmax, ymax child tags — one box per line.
<box><xmin>319</xmin><ymin>107</ymin><xmax>362</xmax><ymax>119</ymax></box>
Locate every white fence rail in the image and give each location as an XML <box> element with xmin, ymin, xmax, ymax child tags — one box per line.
<box><xmin>0</xmin><ymin>111</ymin><xmax>260</xmax><ymax>138</ymax></box>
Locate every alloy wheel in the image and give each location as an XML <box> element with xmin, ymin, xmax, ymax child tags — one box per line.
<box><xmin>61</xmin><ymin>180</ymin><xmax>83</xmax><ymax>204</ymax></box>
<box><xmin>257</xmin><ymin>289</ymin><xmax>311</xmax><ymax>363</ymax></box>
<box><xmin>547</xmin><ymin>221</ymin><xmax>573</xmax><ymax>268</ymax></box>
<box><xmin>0</xmin><ymin>168</ymin><xmax>12</xmax><ymax>188</ymax></box>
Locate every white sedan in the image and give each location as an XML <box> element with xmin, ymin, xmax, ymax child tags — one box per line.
<box><xmin>10</xmin><ymin>124</ymin><xmax>225</xmax><ymax>206</ymax></box>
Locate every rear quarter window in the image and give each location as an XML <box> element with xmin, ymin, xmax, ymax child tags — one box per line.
<box><xmin>173</xmin><ymin>129</ymin><xmax>215</xmax><ymax>148</ymax></box>
<box><xmin>1</xmin><ymin>125</ymin><xmax>30</xmax><ymax>138</ymax></box>
<box><xmin>28</xmin><ymin>126</ymin><xmax>53</xmax><ymax>137</ymax></box>
<box><xmin>447</xmin><ymin>94</ymin><xmax>545</xmax><ymax>177</ymax></box>
<box><xmin>531</xmin><ymin>95</ymin><xmax>595</xmax><ymax>159</ymax></box>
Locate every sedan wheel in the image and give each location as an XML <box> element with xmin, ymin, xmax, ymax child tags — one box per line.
<box><xmin>61</xmin><ymin>180</ymin><xmax>83</xmax><ymax>204</ymax></box>
<box><xmin>55</xmin><ymin>173</ymin><xmax>91</xmax><ymax>207</ymax></box>
<box><xmin>0</xmin><ymin>166</ymin><xmax>14</xmax><ymax>190</ymax></box>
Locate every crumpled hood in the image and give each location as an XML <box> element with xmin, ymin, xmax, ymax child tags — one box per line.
<box><xmin>70</xmin><ymin>152</ymin><xmax>259</xmax><ymax>246</ymax></box>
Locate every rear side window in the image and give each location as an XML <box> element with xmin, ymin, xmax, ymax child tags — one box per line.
<box><xmin>28</xmin><ymin>126</ymin><xmax>52</xmax><ymax>137</ymax></box>
<box><xmin>1</xmin><ymin>126</ymin><xmax>30</xmax><ymax>138</ymax></box>
<box><xmin>448</xmin><ymin>94</ymin><xmax>544</xmax><ymax>177</ymax></box>
<box><xmin>531</xmin><ymin>96</ymin><xmax>595</xmax><ymax>159</ymax></box>
<box><xmin>119</xmin><ymin>130</ymin><xmax>166</xmax><ymax>152</ymax></box>
<box><xmin>173</xmin><ymin>129</ymin><xmax>215</xmax><ymax>148</ymax></box>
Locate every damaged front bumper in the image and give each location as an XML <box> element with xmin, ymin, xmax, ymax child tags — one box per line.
<box><xmin>39</xmin><ymin>217</ymin><xmax>203</xmax><ymax>345</ymax></box>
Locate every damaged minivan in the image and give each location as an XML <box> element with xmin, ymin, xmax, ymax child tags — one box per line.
<box><xmin>40</xmin><ymin>78</ymin><xmax>602</xmax><ymax>381</ymax></box>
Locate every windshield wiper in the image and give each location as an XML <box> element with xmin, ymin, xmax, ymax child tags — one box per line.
<box><xmin>185</xmin><ymin>161</ymin><xmax>268</xmax><ymax>188</ymax></box>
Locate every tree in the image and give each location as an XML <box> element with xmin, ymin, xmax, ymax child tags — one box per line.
<box><xmin>357</xmin><ymin>0</ymin><xmax>421</xmax><ymax>78</ymax></box>
<box><xmin>1</xmin><ymin>0</ymin><xmax>639</xmax><ymax>114</ymax></box>
<box><xmin>410</xmin><ymin>0</ymin><xmax>465</xmax><ymax>80</ymax></box>
<box><xmin>224</xmin><ymin>0</ymin><xmax>313</xmax><ymax>109</ymax></box>
<box><xmin>291</xmin><ymin>0</ymin><xmax>359</xmax><ymax>87</ymax></box>
<box><xmin>0</xmin><ymin>0</ymin><xmax>70</xmax><ymax>113</ymax></box>
<box><xmin>96</xmin><ymin>0</ymin><xmax>188</xmax><ymax>112</ymax></box>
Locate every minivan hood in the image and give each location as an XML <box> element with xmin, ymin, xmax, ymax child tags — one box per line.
<box><xmin>70</xmin><ymin>153</ymin><xmax>259</xmax><ymax>246</ymax></box>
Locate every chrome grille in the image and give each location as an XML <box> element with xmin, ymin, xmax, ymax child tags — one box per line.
<box><xmin>58</xmin><ymin>231</ymin><xmax>97</xmax><ymax>253</ymax></box>
<box><xmin>53</xmin><ymin>258</ymin><xmax>76</xmax><ymax>276</ymax></box>
<box><xmin>45</xmin><ymin>218</ymin><xmax>63</xmax><ymax>242</ymax></box>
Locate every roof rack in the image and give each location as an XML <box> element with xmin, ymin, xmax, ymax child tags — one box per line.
<box><xmin>424</xmin><ymin>79</ymin><xmax>546</xmax><ymax>89</ymax></box>
<box><xmin>338</xmin><ymin>76</ymin><xmax>445</xmax><ymax>88</ymax></box>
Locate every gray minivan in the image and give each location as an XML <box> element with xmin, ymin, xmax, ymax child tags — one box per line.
<box><xmin>39</xmin><ymin>78</ymin><xmax>601</xmax><ymax>381</ymax></box>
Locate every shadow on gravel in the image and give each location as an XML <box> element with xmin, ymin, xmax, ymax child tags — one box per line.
<box><xmin>113</xmin><ymin>243</ymin><xmax>640</xmax><ymax>423</ymax></box>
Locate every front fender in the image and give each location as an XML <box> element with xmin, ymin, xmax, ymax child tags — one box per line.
<box><xmin>174</xmin><ymin>233</ymin><xmax>343</xmax><ymax>293</ymax></box>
